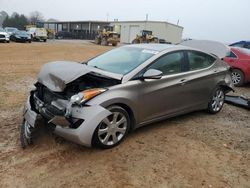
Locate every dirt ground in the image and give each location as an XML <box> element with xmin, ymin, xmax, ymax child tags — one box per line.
<box><xmin>0</xmin><ymin>40</ymin><xmax>250</xmax><ymax>188</ymax></box>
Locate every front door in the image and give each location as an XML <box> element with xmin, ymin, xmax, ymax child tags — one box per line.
<box><xmin>138</xmin><ymin>51</ymin><xmax>188</xmax><ymax>123</ymax></box>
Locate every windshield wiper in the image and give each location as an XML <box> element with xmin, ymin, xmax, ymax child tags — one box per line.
<box><xmin>92</xmin><ymin>65</ymin><xmax>104</xmax><ymax>71</ymax></box>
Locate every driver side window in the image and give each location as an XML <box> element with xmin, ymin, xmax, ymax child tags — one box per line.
<box><xmin>148</xmin><ymin>52</ymin><xmax>184</xmax><ymax>75</ymax></box>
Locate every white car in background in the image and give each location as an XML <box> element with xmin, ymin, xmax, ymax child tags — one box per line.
<box><xmin>0</xmin><ymin>28</ymin><xmax>10</xmax><ymax>43</ymax></box>
<box><xmin>27</xmin><ymin>27</ymin><xmax>47</xmax><ymax>42</ymax></box>
<box><xmin>4</xmin><ymin>27</ymin><xmax>18</xmax><ymax>36</ymax></box>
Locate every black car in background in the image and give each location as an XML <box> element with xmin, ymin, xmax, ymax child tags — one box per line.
<box><xmin>10</xmin><ymin>30</ymin><xmax>31</xmax><ymax>43</ymax></box>
<box><xmin>55</xmin><ymin>31</ymin><xmax>72</xmax><ymax>39</ymax></box>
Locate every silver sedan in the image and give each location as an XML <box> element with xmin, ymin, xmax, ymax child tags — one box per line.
<box><xmin>21</xmin><ymin>44</ymin><xmax>233</xmax><ymax>149</ymax></box>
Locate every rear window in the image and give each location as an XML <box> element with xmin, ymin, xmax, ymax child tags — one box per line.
<box><xmin>187</xmin><ymin>51</ymin><xmax>216</xmax><ymax>71</ymax></box>
<box><xmin>231</xmin><ymin>43</ymin><xmax>244</xmax><ymax>48</ymax></box>
<box><xmin>237</xmin><ymin>47</ymin><xmax>250</xmax><ymax>56</ymax></box>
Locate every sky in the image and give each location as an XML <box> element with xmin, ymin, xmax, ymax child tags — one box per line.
<box><xmin>0</xmin><ymin>0</ymin><xmax>249</xmax><ymax>43</ymax></box>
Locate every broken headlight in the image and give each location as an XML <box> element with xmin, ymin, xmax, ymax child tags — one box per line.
<box><xmin>70</xmin><ymin>88</ymin><xmax>107</xmax><ymax>105</ymax></box>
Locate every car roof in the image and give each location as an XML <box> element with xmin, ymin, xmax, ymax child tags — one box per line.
<box><xmin>230</xmin><ymin>41</ymin><xmax>250</xmax><ymax>45</ymax></box>
<box><xmin>125</xmin><ymin>44</ymin><xmax>194</xmax><ymax>52</ymax></box>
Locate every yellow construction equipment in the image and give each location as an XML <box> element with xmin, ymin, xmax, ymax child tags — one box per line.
<box><xmin>46</xmin><ymin>28</ymin><xmax>55</xmax><ymax>39</ymax></box>
<box><xmin>95</xmin><ymin>26</ymin><xmax>119</xmax><ymax>46</ymax></box>
<box><xmin>132</xmin><ymin>30</ymin><xmax>158</xmax><ymax>44</ymax></box>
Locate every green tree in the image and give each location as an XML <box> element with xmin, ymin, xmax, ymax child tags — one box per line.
<box><xmin>2</xmin><ymin>13</ymin><xmax>28</xmax><ymax>29</ymax></box>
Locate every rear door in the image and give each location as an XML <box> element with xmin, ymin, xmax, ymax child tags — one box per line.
<box><xmin>182</xmin><ymin>50</ymin><xmax>218</xmax><ymax>107</ymax></box>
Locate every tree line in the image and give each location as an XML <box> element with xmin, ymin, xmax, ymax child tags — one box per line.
<box><xmin>1</xmin><ymin>11</ymin><xmax>44</xmax><ymax>30</ymax></box>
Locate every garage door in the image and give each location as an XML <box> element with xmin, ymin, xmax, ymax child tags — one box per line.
<box><xmin>129</xmin><ymin>26</ymin><xmax>140</xmax><ymax>43</ymax></box>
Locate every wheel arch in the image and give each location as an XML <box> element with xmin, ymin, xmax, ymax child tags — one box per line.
<box><xmin>107</xmin><ymin>103</ymin><xmax>136</xmax><ymax>132</ymax></box>
<box><xmin>219</xmin><ymin>84</ymin><xmax>234</xmax><ymax>93</ymax></box>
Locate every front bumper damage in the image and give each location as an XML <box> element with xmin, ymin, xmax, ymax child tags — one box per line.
<box><xmin>22</xmin><ymin>91</ymin><xmax>111</xmax><ymax>147</ymax></box>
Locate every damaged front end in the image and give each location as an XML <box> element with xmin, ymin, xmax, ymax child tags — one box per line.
<box><xmin>21</xmin><ymin>62</ymin><xmax>120</xmax><ymax>148</ymax></box>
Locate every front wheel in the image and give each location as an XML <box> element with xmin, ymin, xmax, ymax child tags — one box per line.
<box><xmin>132</xmin><ymin>39</ymin><xmax>140</xmax><ymax>44</ymax></box>
<box><xmin>92</xmin><ymin>106</ymin><xmax>130</xmax><ymax>149</ymax></box>
<box><xmin>20</xmin><ymin>119</ymin><xmax>34</xmax><ymax>149</ymax></box>
<box><xmin>101</xmin><ymin>38</ymin><xmax>108</xmax><ymax>46</ymax></box>
<box><xmin>207</xmin><ymin>87</ymin><xmax>225</xmax><ymax>114</ymax></box>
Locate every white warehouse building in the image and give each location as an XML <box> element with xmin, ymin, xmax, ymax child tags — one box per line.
<box><xmin>110</xmin><ymin>21</ymin><xmax>183</xmax><ymax>44</ymax></box>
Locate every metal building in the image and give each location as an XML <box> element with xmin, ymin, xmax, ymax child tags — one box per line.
<box><xmin>110</xmin><ymin>21</ymin><xmax>183</xmax><ymax>44</ymax></box>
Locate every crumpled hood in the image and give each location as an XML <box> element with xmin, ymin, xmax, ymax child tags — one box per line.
<box><xmin>37</xmin><ymin>61</ymin><xmax>122</xmax><ymax>92</ymax></box>
<box><xmin>38</xmin><ymin>61</ymin><xmax>91</xmax><ymax>92</ymax></box>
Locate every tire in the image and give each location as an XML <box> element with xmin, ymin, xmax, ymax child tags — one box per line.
<box><xmin>207</xmin><ymin>87</ymin><xmax>225</xmax><ymax>114</ymax></box>
<box><xmin>43</xmin><ymin>39</ymin><xmax>47</xmax><ymax>42</ymax></box>
<box><xmin>92</xmin><ymin>105</ymin><xmax>130</xmax><ymax>149</ymax></box>
<box><xmin>29</xmin><ymin>40</ymin><xmax>31</xmax><ymax>43</ymax></box>
<box><xmin>101</xmin><ymin>38</ymin><xmax>108</xmax><ymax>46</ymax></box>
<box><xmin>20</xmin><ymin>119</ymin><xmax>34</xmax><ymax>149</ymax></box>
<box><xmin>231</xmin><ymin>69</ymin><xmax>244</xmax><ymax>86</ymax></box>
<box><xmin>132</xmin><ymin>39</ymin><xmax>140</xmax><ymax>44</ymax></box>
<box><xmin>95</xmin><ymin>37</ymin><xmax>101</xmax><ymax>45</ymax></box>
<box><xmin>112</xmin><ymin>42</ymin><xmax>117</xmax><ymax>46</ymax></box>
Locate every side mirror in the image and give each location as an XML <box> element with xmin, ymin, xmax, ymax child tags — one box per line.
<box><xmin>142</xmin><ymin>69</ymin><xmax>163</xmax><ymax>80</ymax></box>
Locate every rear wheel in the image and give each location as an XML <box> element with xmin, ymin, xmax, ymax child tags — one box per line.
<box><xmin>92</xmin><ymin>105</ymin><xmax>130</xmax><ymax>149</ymax></box>
<box><xmin>132</xmin><ymin>39</ymin><xmax>140</xmax><ymax>44</ymax></box>
<box><xmin>43</xmin><ymin>39</ymin><xmax>47</xmax><ymax>42</ymax></box>
<box><xmin>231</xmin><ymin>69</ymin><xmax>244</xmax><ymax>86</ymax></box>
<box><xmin>207</xmin><ymin>87</ymin><xmax>225</xmax><ymax>114</ymax></box>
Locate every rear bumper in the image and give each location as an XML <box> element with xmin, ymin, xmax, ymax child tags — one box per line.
<box><xmin>23</xmin><ymin>91</ymin><xmax>111</xmax><ymax>147</ymax></box>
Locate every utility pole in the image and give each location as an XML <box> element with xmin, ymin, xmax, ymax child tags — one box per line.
<box><xmin>145</xmin><ymin>13</ymin><xmax>149</xmax><ymax>30</ymax></box>
<box><xmin>106</xmin><ymin>13</ymin><xmax>109</xmax><ymax>22</ymax></box>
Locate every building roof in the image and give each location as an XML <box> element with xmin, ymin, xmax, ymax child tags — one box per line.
<box><xmin>110</xmin><ymin>20</ymin><xmax>183</xmax><ymax>29</ymax></box>
<box><xmin>42</xmin><ymin>20</ymin><xmax>183</xmax><ymax>29</ymax></box>
<box><xmin>43</xmin><ymin>20</ymin><xmax>110</xmax><ymax>24</ymax></box>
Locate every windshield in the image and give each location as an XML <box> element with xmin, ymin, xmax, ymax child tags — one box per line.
<box><xmin>0</xmin><ymin>28</ymin><xmax>5</xmax><ymax>32</ymax></box>
<box><xmin>17</xmin><ymin>31</ymin><xmax>28</xmax><ymax>35</ymax></box>
<box><xmin>6</xmin><ymin>28</ymin><xmax>16</xmax><ymax>32</ymax></box>
<box><xmin>87</xmin><ymin>47</ymin><xmax>157</xmax><ymax>75</ymax></box>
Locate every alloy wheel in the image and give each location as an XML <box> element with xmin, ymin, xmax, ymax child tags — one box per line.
<box><xmin>211</xmin><ymin>89</ymin><xmax>225</xmax><ymax>112</ymax></box>
<box><xmin>231</xmin><ymin>71</ymin><xmax>242</xmax><ymax>85</ymax></box>
<box><xmin>98</xmin><ymin>112</ymin><xmax>128</xmax><ymax>146</ymax></box>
